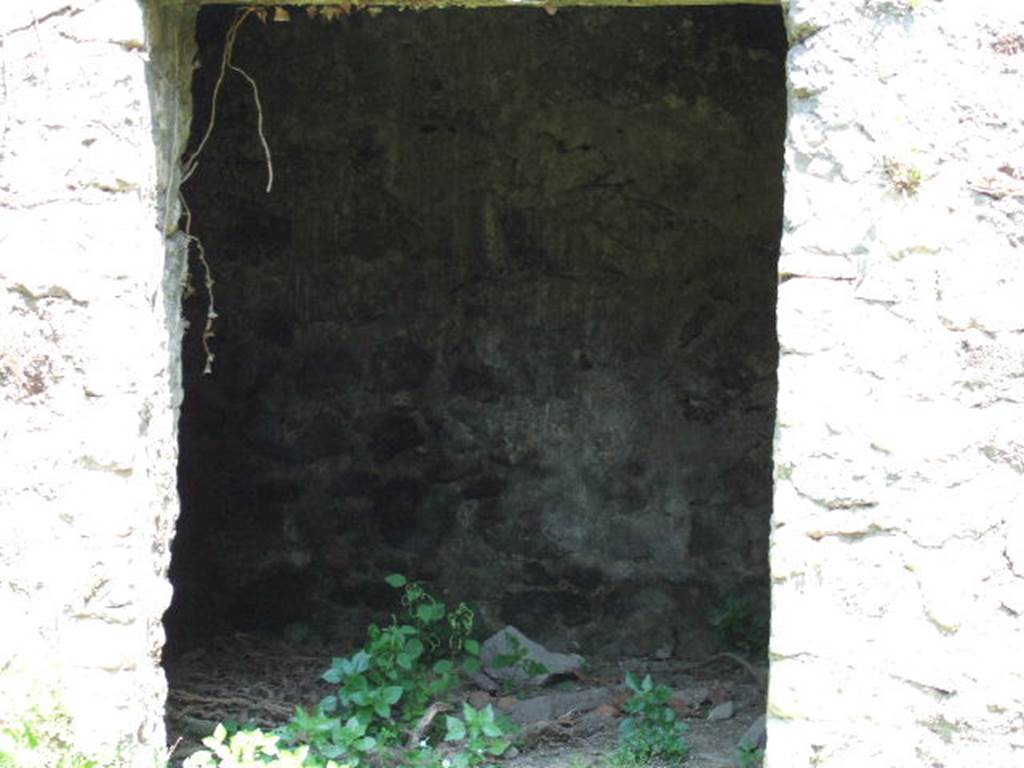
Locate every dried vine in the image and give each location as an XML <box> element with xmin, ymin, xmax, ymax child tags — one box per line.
<box><xmin>179</xmin><ymin>7</ymin><xmax>274</xmax><ymax>374</ymax></box>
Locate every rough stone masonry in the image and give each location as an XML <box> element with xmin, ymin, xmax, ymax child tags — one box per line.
<box><xmin>167</xmin><ymin>3</ymin><xmax>785</xmax><ymax>663</ymax></box>
<box><xmin>771</xmin><ymin>1</ymin><xmax>1024</xmax><ymax>766</ymax></box>
<box><xmin>0</xmin><ymin>0</ymin><xmax>1022</xmax><ymax>766</ymax></box>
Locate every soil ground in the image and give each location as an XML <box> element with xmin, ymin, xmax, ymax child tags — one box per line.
<box><xmin>164</xmin><ymin>633</ymin><xmax>764</xmax><ymax>767</ymax></box>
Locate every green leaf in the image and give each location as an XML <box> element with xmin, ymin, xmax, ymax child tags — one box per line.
<box><xmin>461</xmin><ymin>657</ymin><xmax>482</xmax><ymax>674</ymax></box>
<box><xmin>321</xmin><ymin>742</ymin><xmax>346</xmax><ymax>759</ymax></box>
<box><xmin>445</xmin><ymin>716</ymin><xmax>466</xmax><ymax>742</ymax></box>
<box><xmin>641</xmin><ymin>674</ymin><xmax>654</xmax><ymax>692</ymax></box>
<box><xmin>486</xmin><ymin>739</ymin><xmax>511</xmax><ymax>755</ymax></box>
<box><xmin>464</xmin><ymin>639</ymin><xmax>480</xmax><ymax>656</ymax></box>
<box><xmin>405</xmin><ymin>637</ymin><xmax>425</xmax><ymax>658</ymax></box>
<box><xmin>625</xmin><ymin>672</ymin><xmax>641</xmax><ymax>693</ymax></box>
<box><xmin>382</xmin><ymin>686</ymin><xmax>404</xmax><ymax>705</ymax></box>
<box><xmin>416</xmin><ymin>603</ymin><xmax>444</xmax><ymax>624</ymax></box>
<box><xmin>482</xmin><ymin>721</ymin><xmax>503</xmax><ymax>738</ymax></box>
<box><xmin>323</xmin><ymin>659</ymin><xmax>345</xmax><ymax>684</ymax></box>
<box><xmin>385</xmin><ymin>574</ymin><xmax>408</xmax><ymax>588</ymax></box>
<box><xmin>374</xmin><ymin>702</ymin><xmax>392</xmax><ymax>719</ymax></box>
<box><xmin>348</xmin><ymin>651</ymin><xmax>371</xmax><ymax>675</ymax></box>
<box><xmin>355</xmin><ymin>736</ymin><xmax>377</xmax><ymax>751</ymax></box>
<box><xmin>397</xmin><ymin>652</ymin><xmax>414</xmax><ymax>670</ymax></box>
<box><xmin>433</xmin><ymin>659</ymin><xmax>453</xmax><ymax>675</ymax></box>
<box><xmin>342</xmin><ymin>716</ymin><xmax>367</xmax><ymax>737</ymax></box>
<box><xmin>320</xmin><ymin>695</ymin><xmax>338</xmax><ymax>713</ymax></box>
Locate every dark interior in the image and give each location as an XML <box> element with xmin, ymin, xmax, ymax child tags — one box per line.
<box><xmin>164</xmin><ymin>3</ymin><xmax>786</xmax><ymax>663</ymax></box>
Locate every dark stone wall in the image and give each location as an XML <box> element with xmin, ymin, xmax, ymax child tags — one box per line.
<box><xmin>166</xmin><ymin>4</ymin><xmax>785</xmax><ymax>658</ymax></box>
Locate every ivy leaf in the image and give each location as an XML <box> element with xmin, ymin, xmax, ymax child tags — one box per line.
<box><xmin>385</xmin><ymin>574</ymin><xmax>407</xmax><ymax>588</ymax></box>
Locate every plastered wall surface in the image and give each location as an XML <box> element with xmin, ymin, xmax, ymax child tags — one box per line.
<box><xmin>1</xmin><ymin>0</ymin><xmax>1023</xmax><ymax>765</ymax></box>
<box><xmin>0</xmin><ymin>0</ymin><xmax>188</xmax><ymax>763</ymax></box>
<box><xmin>770</xmin><ymin>1</ymin><xmax>1024</xmax><ymax>765</ymax></box>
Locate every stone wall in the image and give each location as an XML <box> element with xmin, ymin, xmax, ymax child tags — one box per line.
<box><xmin>2</xmin><ymin>0</ymin><xmax>1023</xmax><ymax>766</ymax></box>
<box><xmin>0</xmin><ymin>0</ymin><xmax>191</xmax><ymax>763</ymax></box>
<box><xmin>166</xmin><ymin>4</ymin><xmax>785</xmax><ymax>659</ymax></box>
<box><xmin>769</xmin><ymin>1</ymin><xmax>1024</xmax><ymax>765</ymax></box>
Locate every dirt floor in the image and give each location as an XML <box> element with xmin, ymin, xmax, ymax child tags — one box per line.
<box><xmin>164</xmin><ymin>633</ymin><xmax>764</xmax><ymax>767</ymax></box>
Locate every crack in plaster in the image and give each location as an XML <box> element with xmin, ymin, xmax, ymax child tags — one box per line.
<box><xmin>806</xmin><ymin>523</ymin><xmax>896</xmax><ymax>542</ymax></box>
<box><xmin>789</xmin><ymin>475</ymin><xmax>879</xmax><ymax>513</ymax></box>
<box><xmin>79</xmin><ymin>456</ymin><xmax>133</xmax><ymax>477</ymax></box>
<box><xmin>1004</xmin><ymin>546</ymin><xmax>1023</xmax><ymax>580</ymax></box>
<box><xmin>3</xmin><ymin>6</ymin><xmax>80</xmax><ymax>37</ymax></box>
<box><xmin>8</xmin><ymin>283</ymin><xmax>89</xmax><ymax>309</ymax></box>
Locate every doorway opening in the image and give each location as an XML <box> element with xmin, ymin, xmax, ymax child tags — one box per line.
<box><xmin>163</xmin><ymin>4</ymin><xmax>785</xmax><ymax>764</ymax></box>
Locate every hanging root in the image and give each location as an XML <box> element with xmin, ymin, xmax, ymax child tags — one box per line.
<box><xmin>227</xmin><ymin>62</ymin><xmax>274</xmax><ymax>193</ymax></box>
<box><xmin>179</xmin><ymin>6</ymin><xmax>274</xmax><ymax>374</ymax></box>
<box><xmin>181</xmin><ymin>7</ymin><xmax>273</xmax><ymax>191</ymax></box>
<box><xmin>180</xmin><ymin>196</ymin><xmax>218</xmax><ymax>375</ymax></box>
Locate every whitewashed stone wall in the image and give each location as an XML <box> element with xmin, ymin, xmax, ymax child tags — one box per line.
<box><xmin>770</xmin><ymin>1</ymin><xmax>1024</xmax><ymax>766</ymax></box>
<box><xmin>0</xmin><ymin>0</ymin><xmax>189</xmax><ymax>764</ymax></box>
<box><xmin>2</xmin><ymin>0</ymin><xmax>1023</xmax><ymax>765</ymax></box>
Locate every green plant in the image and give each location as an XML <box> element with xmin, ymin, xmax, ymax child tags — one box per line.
<box><xmin>615</xmin><ymin>673</ymin><xmax>689</xmax><ymax>766</ymax></box>
<box><xmin>313</xmin><ymin>575</ymin><xmax>479</xmax><ymax>734</ymax></box>
<box><xmin>873</xmin><ymin>0</ymin><xmax>924</xmax><ymax>13</ymax></box>
<box><xmin>276</xmin><ymin>706</ymin><xmax>377</xmax><ymax>766</ymax></box>
<box><xmin>710</xmin><ymin>594</ymin><xmax>768</xmax><ymax>655</ymax></box>
<box><xmin>0</xmin><ymin>706</ymin><xmax>104</xmax><ymax>768</ymax></box>
<box><xmin>183</xmin><ymin>724</ymin><xmax>314</xmax><ymax>768</ymax></box>
<box><xmin>490</xmin><ymin>634</ymin><xmax>548</xmax><ymax>692</ymax></box>
<box><xmin>442</xmin><ymin>703</ymin><xmax>514</xmax><ymax>768</ymax></box>
<box><xmin>390</xmin><ymin>574</ymin><xmax>476</xmax><ymax>658</ymax></box>
<box><xmin>882</xmin><ymin>156</ymin><xmax>924</xmax><ymax>195</ymax></box>
<box><xmin>188</xmin><ymin>575</ymin><xmax>512</xmax><ymax>768</ymax></box>
<box><xmin>736</xmin><ymin>742</ymin><xmax>764</xmax><ymax>768</ymax></box>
